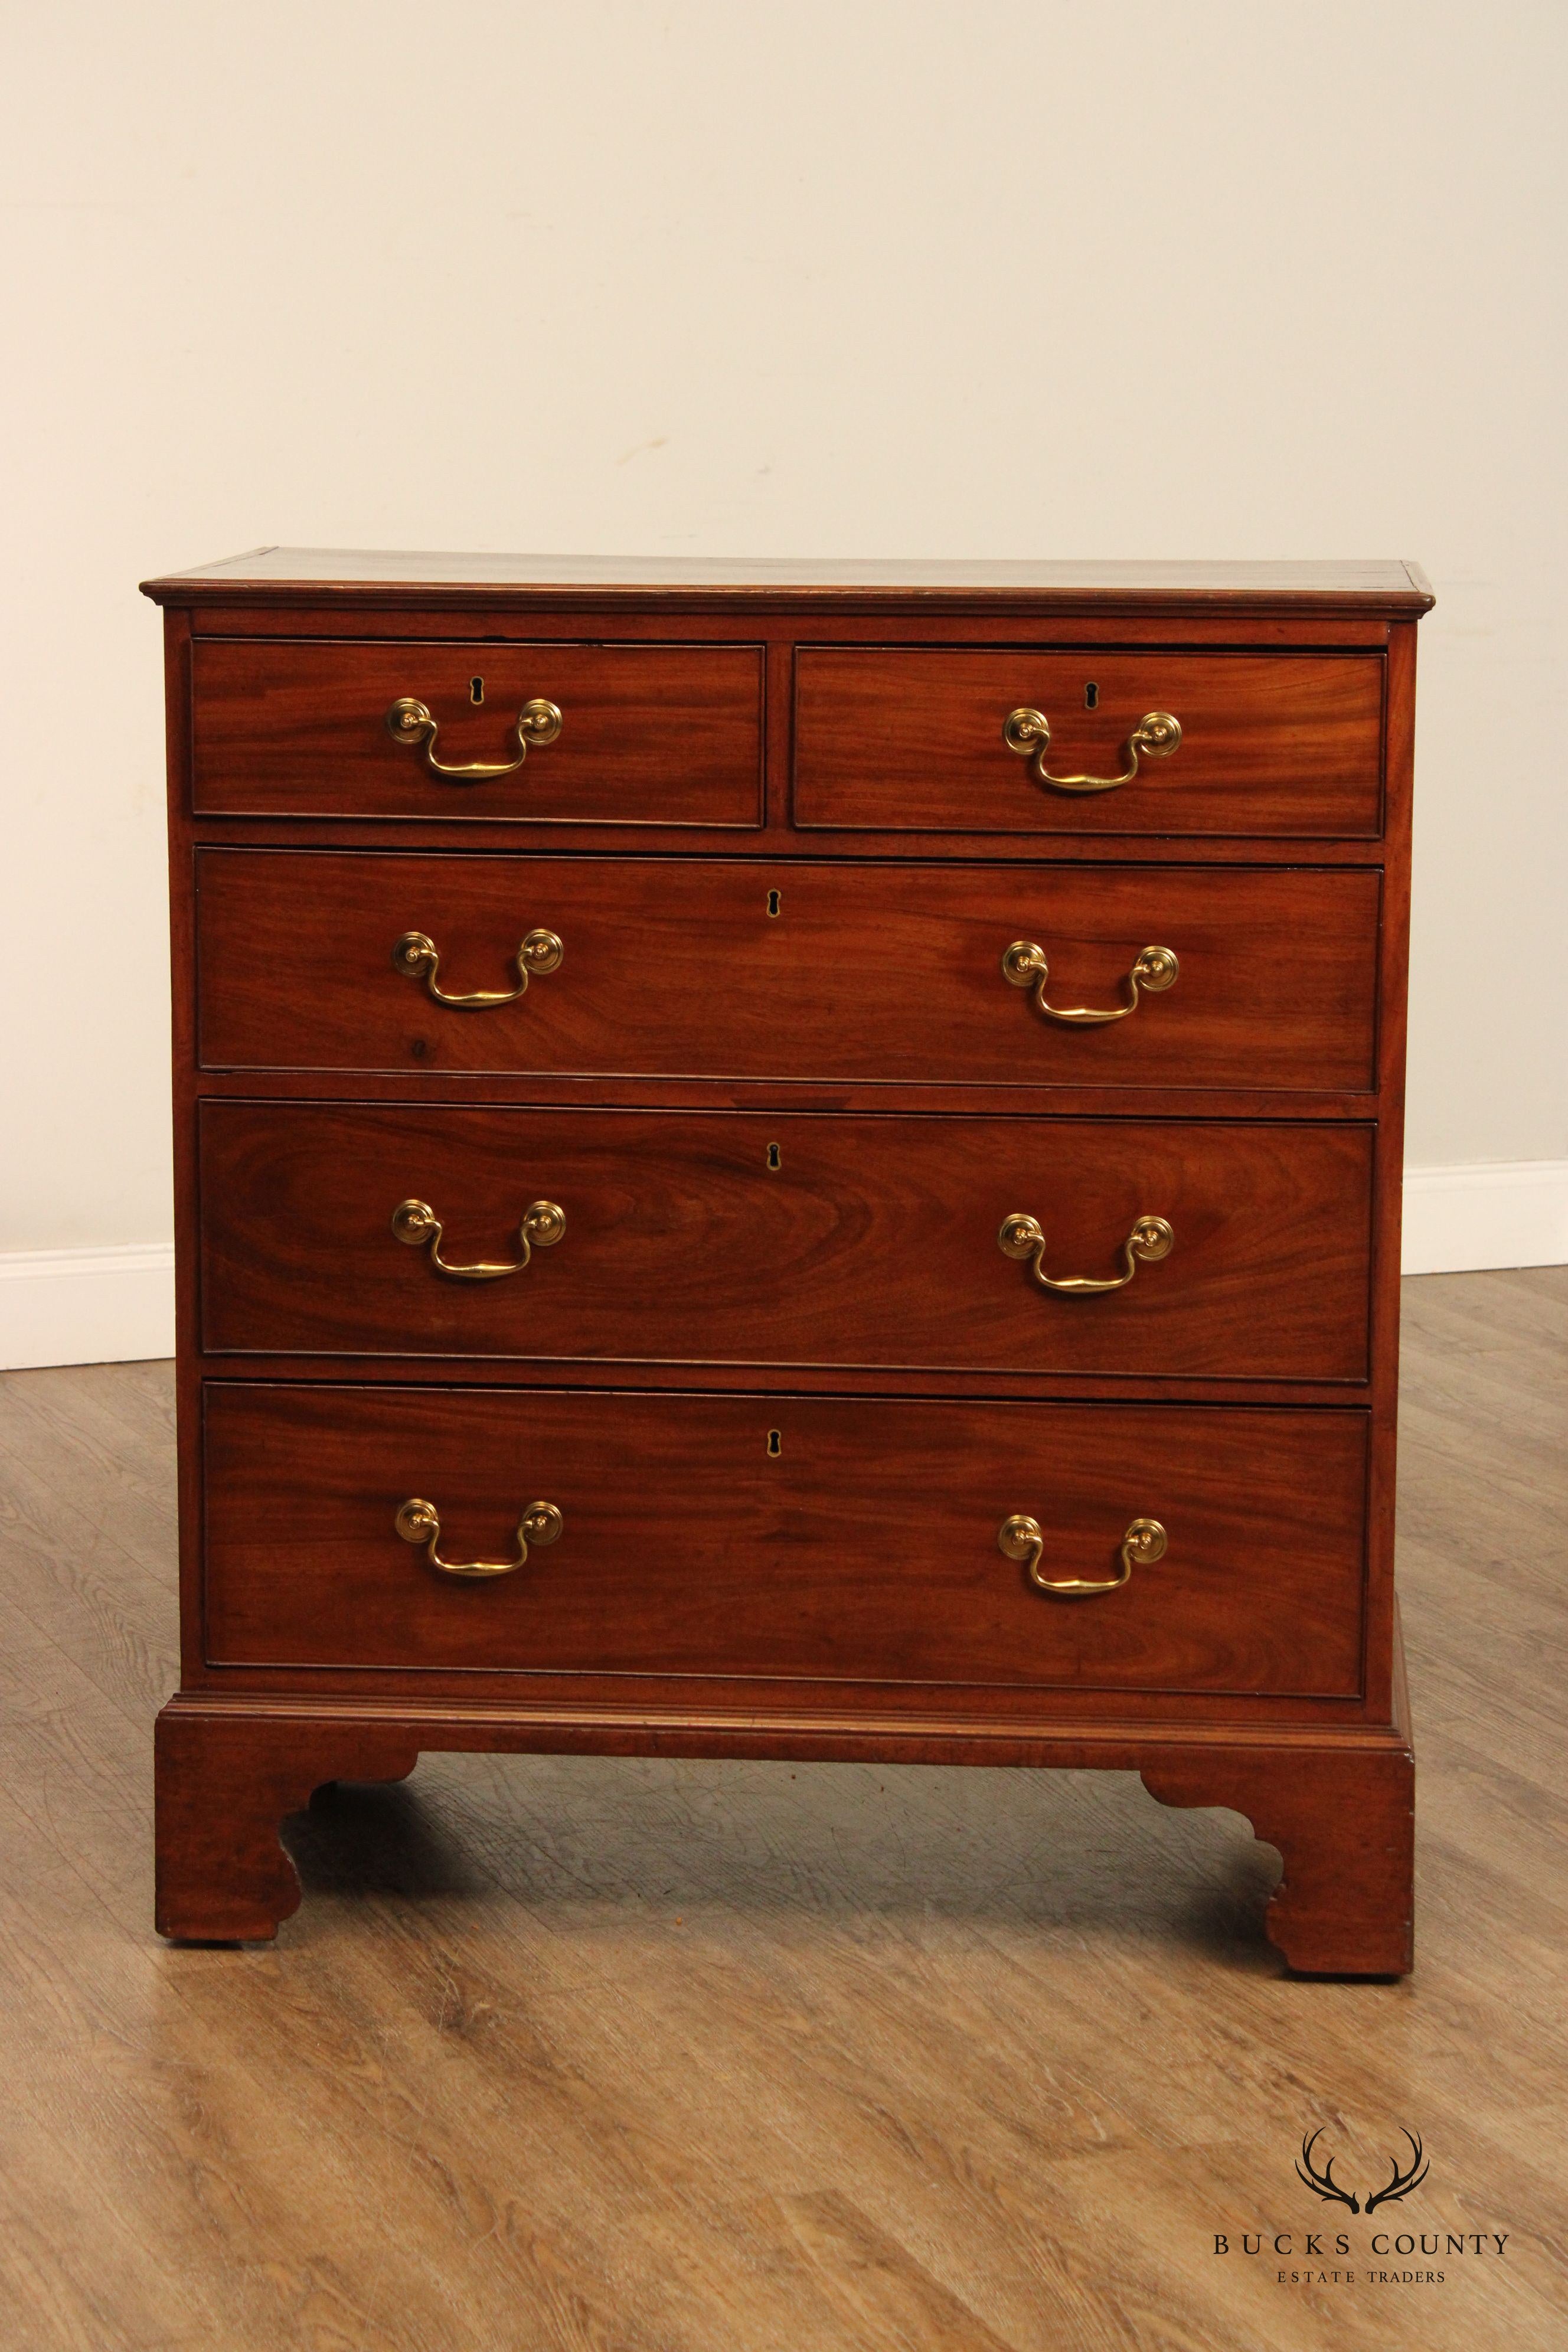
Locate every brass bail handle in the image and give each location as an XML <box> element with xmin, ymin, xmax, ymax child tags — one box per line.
<box><xmin>1002</xmin><ymin>939</ymin><xmax>1178</xmax><ymax>1027</ymax></box>
<box><xmin>386</xmin><ymin>694</ymin><xmax>563</xmax><ymax>781</ymax></box>
<box><xmin>1002</xmin><ymin>705</ymin><xmax>1182</xmax><ymax>794</ymax></box>
<box><xmin>998</xmin><ymin>1211</ymin><xmax>1174</xmax><ymax>1295</ymax></box>
<box><xmin>998</xmin><ymin>1513</ymin><xmax>1168</xmax><ymax>1597</ymax></box>
<box><xmin>395</xmin><ymin>1496</ymin><xmax>563</xmax><ymax>1580</ymax></box>
<box><xmin>393</xmin><ymin>926</ymin><xmax>563</xmax><ymax>1009</ymax></box>
<box><xmin>392</xmin><ymin>1197</ymin><xmax>566</xmax><ymax>1280</ymax></box>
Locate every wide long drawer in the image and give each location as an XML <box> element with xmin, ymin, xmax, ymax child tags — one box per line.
<box><xmin>202</xmin><ymin>1384</ymin><xmax>1368</xmax><ymax>1696</ymax></box>
<box><xmin>198</xmin><ymin>1104</ymin><xmax>1373</xmax><ymax>1380</ymax></box>
<box><xmin>794</xmin><ymin>648</ymin><xmax>1384</xmax><ymax>836</ymax></box>
<box><xmin>191</xmin><ymin>639</ymin><xmax>764</xmax><ymax>825</ymax></box>
<box><xmin>194</xmin><ymin>852</ymin><xmax>1381</xmax><ymax>1092</ymax></box>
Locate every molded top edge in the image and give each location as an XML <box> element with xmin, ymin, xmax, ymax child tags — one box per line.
<box><xmin>141</xmin><ymin>547</ymin><xmax>1435</xmax><ymax>612</ymax></box>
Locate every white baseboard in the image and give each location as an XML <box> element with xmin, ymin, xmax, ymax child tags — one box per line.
<box><xmin>1400</xmin><ymin>1158</ymin><xmax>1568</xmax><ymax>1276</ymax></box>
<box><xmin>0</xmin><ymin>1243</ymin><xmax>175</xmax><ymax>1371</ymax></box>
<box><xmin>0</xmin><ymin>1164</ymin><xmax>1563</xmax><ymax>1370</ymax></box>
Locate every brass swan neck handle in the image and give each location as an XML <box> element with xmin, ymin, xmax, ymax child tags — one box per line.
<box><xmin>396</xmin><ymin>1497</ymin><xmax>563</xmax><ymax>1580</ymax></box>
<box><xmin>392</xmin><ymin>1197</ymin><xmax>566</xmax><ymax>1280</ymax></box>
<box><xmin>998</xmin><ymin>1513</ymin><xmax>1168</xmax><ymax>1596</ymax></box>
<box><xmin>393</xmin><ymin>927</ymin><xmax>563</xmax><ymax>1008</ymax></box>
<box><xmin>1002</xmin><ymin>705</ymin><xmax>1181</xmax><ymax>794</ymax></box>
<box><xmin>1002</xmin><ymin>939</ymin><xmax>1178</xmax><ymax>1026</ymax></box>
<box><xmin>386</xmin><ymin>694</ymin><xmax>563</xmax><ymax>781</ymax></box>
<box><xmin>998</xmin><ymin>1211</ymin><xmax>1174</xmax><ymax>1294</ymax></box>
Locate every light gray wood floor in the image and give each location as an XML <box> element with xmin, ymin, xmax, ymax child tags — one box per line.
<box><xmin>0</xmin><ymin>1268</ymin><xmax>1563</xmax><ymax>2350</ymax></box>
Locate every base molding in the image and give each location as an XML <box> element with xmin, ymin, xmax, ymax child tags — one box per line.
<box><xmin>1401</xmin><ymin>1156</ymin><xmax>1568</xmax><ymax>1275</ymax></box>
<box><xmin>154</xmin><ymin>1675</ymin><xmax>1416</xmax><ymax>1974</ymax></box>
<box><xmin>0</xmin><ymin>1241</ymin><xmax>174</xmax><ymax>1371</ymax></box>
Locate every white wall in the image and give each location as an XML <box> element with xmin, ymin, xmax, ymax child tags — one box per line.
<box><xmin>3</xmin><ymin>2</ymin><xmax>1565</xmax><ymax>1357</ymax></box>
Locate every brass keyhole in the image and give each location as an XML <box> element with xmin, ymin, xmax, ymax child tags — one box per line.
<box><xmin>766</xmin><ymin>1142</ymin><xmax>781</xmax><ymax>1171</ymax></box>
<box><xmin>469</xmin><ymin>676</ymin><xmax>485</xmax><ymax>704</ymax></box>
<box><xmin>766</xmin><ymin>1429</ymin><xmax>782</xmax><ymax>1456</ymax></box>
<box><xmin>766</xmin><ymin>889</ymin><xmax>782</xmax><ymax>917</ymax></box>
<box><xmin>1084</xmin><ymin>682</ymin><xmax>1099</xmax><ymax>710</ymax></box>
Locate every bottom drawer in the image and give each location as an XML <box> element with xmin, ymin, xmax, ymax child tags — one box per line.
<box><xmin>204</xmin><ymin>1386</ymin><xmax>1367</xmax><ymax>1698</ymax></box>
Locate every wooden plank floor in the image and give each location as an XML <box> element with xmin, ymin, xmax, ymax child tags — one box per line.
<box><xmin>0</xmin><ymin>1268</ymin><xmax>1563</xmax><ymax>2351</ymax></box>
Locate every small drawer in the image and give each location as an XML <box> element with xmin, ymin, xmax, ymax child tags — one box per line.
<box><xmin>194</xmin><ymin>851</ymin><xmax>1381</xmax><ymax>1093</ymax></box>
<box><xmin>190</xmin><ymin>639</ymin><xmax>764</xmax><ymax>825</ymax></box>
<box><xmin>199</xmin><ymin>1104</ymin><xmax>1374</xmax><ymax>1382</ymax></box>
<box><xmin>202</xmin><ymin>1384</ymin><xmax>1368</xmax><ymax>1698</ymax></box>
<box><xmin>794</xmin><ymin>649</ymin><xmax>1384</xmax><ymax>836</ymax></box>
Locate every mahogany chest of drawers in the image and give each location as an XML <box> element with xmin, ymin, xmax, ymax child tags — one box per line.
<box><xmin>142</xmin><ymin>552</ymin><xmax>1432</xmax><ymax>1972</ymax></box>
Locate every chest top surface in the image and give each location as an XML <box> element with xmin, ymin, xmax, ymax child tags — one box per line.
<box><xmin>141</xmin><ymin>549</ymin><xmax>1435</xmax><ymax>615</ymax></box>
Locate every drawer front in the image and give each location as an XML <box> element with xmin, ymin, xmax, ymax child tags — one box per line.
<box><xmin>200</xmin><ymin>1105</ymin><xmax>1373</xmax><ymax>1381</ymax></box>
<box><xmin>202</xmin><ymin>1385</ymin><xmax>1367</xmax><ymax>1697</ymax></box>
<box><xmin>195</xmin><ymin>852</ymin><xmax>1380</xmax><ymax>1093</ymax></box>
<box><xmin>190</xmin><ymin>639</ymin><xmax>764</xmax><ymax>825</ymax></box>
<box><xmin>794</xmin><ymin>650</ymin><xmax>1383</xmax><ymax>836</ymax></box>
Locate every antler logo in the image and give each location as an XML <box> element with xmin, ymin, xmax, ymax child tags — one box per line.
<box><xmin>1364</xmin><ymin>2130</ymin><xmax>1429</xmax><ymax>2213</ymax></box>
<box><xmin>1297</xmin><ymin>2127</ymin><xmax>1429</xmax><ymax>2215</ymax></box>
<box><xmin>1297</xmin><ymin>2128</ymin><xmax>1361</xmax><ymax>2211</ymax></box>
